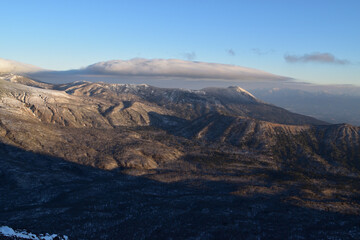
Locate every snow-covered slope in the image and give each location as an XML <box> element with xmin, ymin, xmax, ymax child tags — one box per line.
<box><xmin>0</xmin><ymin>73</ymin><xmax>326</xmax><ymax>125</ymax></box>
<box><xmin>201</xmin><ymin>86</ymin><xmax>258</xmax><ymax>103</ymax></box>
<box><xmin>0</xmin><ymin>73</ymin><xmax>53</xmax><ymax>89</ymax></box>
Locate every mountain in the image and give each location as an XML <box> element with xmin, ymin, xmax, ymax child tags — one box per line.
<box><xmin>50</xmin><ymin>80</ymin><xmax>328</xmax><ymax>125</ymax></box>
<box><xmin>1</xmin><ymin>74</ymin><xmax>360</xmax><ymax>239</ymax></box>
<box><xmin>1</xmin><ymin>74</ymin><xmax>359</xmax><ymax>171</ymax></box>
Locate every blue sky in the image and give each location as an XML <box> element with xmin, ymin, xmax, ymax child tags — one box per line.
<box><xmin>1</xmin><ymin>0</ymin><xmax>359</xmax><ymax>85</ymax></box>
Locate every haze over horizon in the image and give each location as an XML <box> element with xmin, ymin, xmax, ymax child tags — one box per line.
<box><xmin>1</xmin><ymin>0</ymin><xmax>359</xmax><ymax>86</ymax></box>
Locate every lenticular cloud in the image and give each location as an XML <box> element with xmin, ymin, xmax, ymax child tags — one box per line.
<box><xmin>84</xmin><ymin>58</ymin><xmax>288</xmax><ymax>81</ymax></box>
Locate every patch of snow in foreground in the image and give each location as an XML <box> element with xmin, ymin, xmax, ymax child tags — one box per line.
<box><xmin>0</xmin><ymin>226</ymin><xmax>68</xmax><ymax>240</ymax></box>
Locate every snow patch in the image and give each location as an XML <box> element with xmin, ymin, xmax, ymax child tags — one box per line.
<box><xmin>0</xmin><ymin>226</ymin><xmax>68</xmax><ymax>240</ymax></box>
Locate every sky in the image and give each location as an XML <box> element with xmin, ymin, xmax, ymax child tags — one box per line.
<box><xmin>0</xmin><ymin>0</ymin><xmax>359</xmax><ymax>85</ymax></box>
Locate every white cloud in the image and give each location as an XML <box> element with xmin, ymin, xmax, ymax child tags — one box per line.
<box><xmin>1</xmin><ymin>57</ymin><xmax>290</xmax><ymax>87</ymax></box>
<box><xmin>84</xmin><ymin>58</ymin><xmax>288</xmax><ymax>81</ymax></box>
<box><xmin>0</xmin><ymin>58</ymin><xmax>43</xmax><ymax>73</ymax></box>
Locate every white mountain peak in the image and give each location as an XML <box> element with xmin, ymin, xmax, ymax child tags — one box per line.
<box><xmin>227</xmin><ymin>86</ymin><xmax>257</xmax><ymax>99</ymax></box>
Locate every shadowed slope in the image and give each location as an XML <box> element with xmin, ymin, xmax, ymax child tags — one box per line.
<box><xmin>1</xmin><ymin>142</ymin><xmax>360</xmax><ymax>240</ymax></box>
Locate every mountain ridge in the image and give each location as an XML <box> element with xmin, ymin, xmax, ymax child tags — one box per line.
<box><xmin>1</xmin><ymin>73</ymin><xmax>327</xmax><ymax>127</ymax></box>
<box><xmin>0</xmin><ymin>74</ymin><xmax>358</xmax><ymax>174</ymax></box>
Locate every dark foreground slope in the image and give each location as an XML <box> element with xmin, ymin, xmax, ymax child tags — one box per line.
<box><xmin>1</xmin><ymin>143</ymin><xmax>360</xmax><ymax>240</ymax></box>
<box><xmin>1</xmin><ymin>74</ymin><xmax>360</xmax><ymax>239</ymax></box>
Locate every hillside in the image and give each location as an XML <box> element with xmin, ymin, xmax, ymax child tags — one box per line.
<box><xmin>1</xmin><ymin>74</ymin><xmax>360</xmax><ymax>239</ymax></box>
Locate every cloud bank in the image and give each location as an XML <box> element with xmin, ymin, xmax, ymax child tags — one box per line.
<box><xmin>83</xmin><ymin>58</ymin><xmax>288</xmax><ymax>81</ymax></box>
<box><xmin>0</xmin><ymin>58</ymin><xmax>43</xmax><ymax>73</ymax></box>
<box><xmin>284</xmin><ymin>52</ymin><xmax>349</xmax><ymax>65</ymax></box>
<box><xmin>1</xmin><ymin>57</ymin><xmax>290</xmax><ymax>87</ymax></box>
